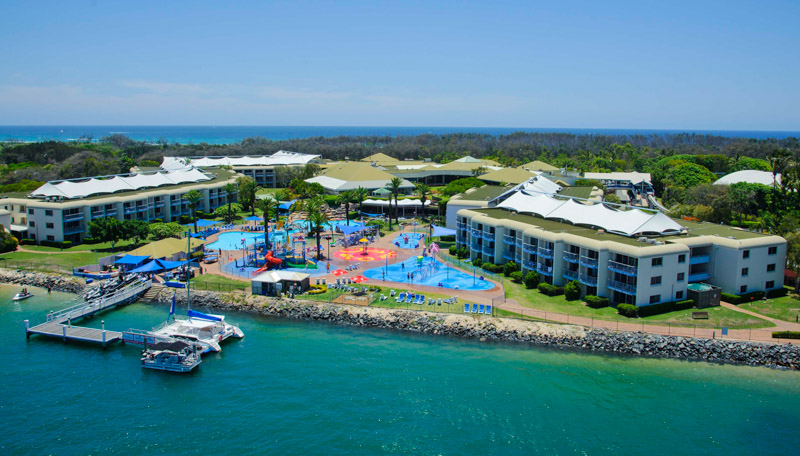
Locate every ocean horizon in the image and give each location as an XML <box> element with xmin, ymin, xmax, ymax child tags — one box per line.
<box><xmin>0</xmin><ymin>125</ymin><xmax>798</xmax><ymax>145</ymax></box>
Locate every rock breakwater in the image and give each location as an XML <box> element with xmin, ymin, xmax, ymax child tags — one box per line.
<box><xmin>0</xmin><ymin>268</ymin><xmax>85</xmax><ymax>294</ymax></box>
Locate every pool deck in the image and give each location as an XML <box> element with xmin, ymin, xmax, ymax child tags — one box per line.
<box><xmin>199</xmin><ymin>221</ymin><xmax>505</xmax><ymax>302</ymax></box>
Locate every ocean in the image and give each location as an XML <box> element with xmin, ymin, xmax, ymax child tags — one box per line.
<box><xmin>0</xmin><ymin>125</ymin><xmax>798</xmax><ymax>145</ymax></box>
<box><xmin>2</xmin><ymin>284</ymin><xmax>798</xmax><ymax>455</ymax></box>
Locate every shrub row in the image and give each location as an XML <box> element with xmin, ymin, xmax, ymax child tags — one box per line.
<box><xmin>19</xmin><ymin>238</ymin><xmax>36</xmax><ymax>246</ymax></box>
<box><xmin>636</xmin><ymin>299</ymin><xmax>695</xmax><ymax>317</ymax></box>
<box><xmin>39</xmin><ymin>240</ymin><xmax>72</xmax><ymax>249</ymax></box>
<box><xmin>564</xmin><ymin>280</ymin><xmax>581</xmax><ymax>301</ymax></box>
<box><xmin>722</xmin><ymin>288</ymin><xmax>787</xmax><ymax>304</ymax></box>
<box><xmin>772</xmin><ymin>331</ymin><xmax>800</xmax><ymax>339</ymax></box>
<box><xmin>510</xmin><ymin>271</ymin><xmax>523</xmax><ymax>283</ymax></box>
<box><xmin>585</xmin><ymin>295</ymin><xmax>609</xmax><ymax>308</ymax></box>
<box><xmin>524</xmin><ymin>271</ymin><xmax>540</xmax><ymax>289</ymax></box>
<box><xmin>537</xmin><ymin>283</ymin><xmax>564</xmax><ymax>296</ymax></box>
<box><xmin>617</xmin><ymin>303</ymin><xmax>638</xmax><ymax>317</ymax></box>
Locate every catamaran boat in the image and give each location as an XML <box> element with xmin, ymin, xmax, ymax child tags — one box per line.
<box><xmin>150</xmin><ymin>310</ymin><xmax>243</xmax><ymax>353</ymax></box>
<box><xmin>12</xmin><ymin>288</ymin><xmax>33</xmax><ymax>301</ymax></box>
<box><xmin>141</xmin><ymin>340</ymin><xmax>202</xmax><ymax>373</ymax></box>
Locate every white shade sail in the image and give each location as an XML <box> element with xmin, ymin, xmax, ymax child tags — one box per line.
<box><xmin>30</xmin><ymin>168</ymin><xmax>213</xmax><ymax>200</ymax></box>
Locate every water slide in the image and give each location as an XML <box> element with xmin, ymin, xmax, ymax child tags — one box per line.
<box><xmin>252</xmin><ymin>251</ymin><xmax>283</xmax><ymax>275</ymax></box>
<box><xmin>648</xmin><ymin>195</ymin><xmax>669</xmax><ymax>212</ymax></box>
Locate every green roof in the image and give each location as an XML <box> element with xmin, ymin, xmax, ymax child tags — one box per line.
<box><xmin>479</xmin><ymin>168</ymin><xmax>538</xmax><ymax>184</ymax></box>
<box><xmin>458</xmin><ymin>185</ymin><xmax>512</xmax><ymax>201</ymax></box>
<box><xmin>557</xmin><ymin>186</ymin><xmax>595</xmax><ymax>199</ymax></box>
<box><xmin>321</xmin><ymin>163</ymin><xmax>397</xmax><ymax>181</ymax></box>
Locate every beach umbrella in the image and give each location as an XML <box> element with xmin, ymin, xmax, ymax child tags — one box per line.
<box><xmin>332</xmin><ymin>269</ymin><xmax>348</xmax><ymax>276</ymax></box>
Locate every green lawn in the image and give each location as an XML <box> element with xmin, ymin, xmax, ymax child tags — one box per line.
<box><xmin>21</xmin><ymin>239</ymin><xmax>143</xmax><ymax>253</ymax></box>
<box><xmin>642</xmin><ymin>305</ymin><xmax>773</xmax><ymax>329</ymax></box>
<box><xmin>737</xmin><ymin>291</ymin><xmax>800</xmax><ymax>323</ymax></box>
<box><xmin>190</xmin><ymin>273</ymin><xmax>249</xmax><ymax>293</ymax></box>
<box><xmin>0</xmin><ymin>250</ymin><xmax>105</xmax><ymax>272</ymax></box>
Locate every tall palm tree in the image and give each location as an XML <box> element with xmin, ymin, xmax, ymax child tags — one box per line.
<box><xmin>388</xmin><ymin>177</ymin><xmax>403</xmax><ymax>228</ymax></box>
<box><xmin>223</xmin><ymin>182</ymin><xmax>238</xmax><ymax>223</ymax></box>
<box><xmin>184</xmin><ymin>190</ymin><xmax>203</xmax><ymax>233</ymax></box>
<box><xmin>258</xmin><ymin>197</ymin><xmax>279</xmax><ymax>249</ymax></box>
<box><xmin>353</xmin><ymin>186</ymin><xmax>369</xmax><ymax>214</ymax></box>
<box><xmin>303</xmin><ymin>197</ymin><xmax>322</xmax><ymax>234</ymax></box>
<box><xmin>338</xmin><ymin>190</ymin><xmax>354</xmax><ymax>226</ymax></box>
<box><xmin>307</xmin><ymin>197</ymin><xmax>328</xmax><ymax>260</ymax></box>
<box><xmin>414</xmin><ymin>182</ymin><xmax>431</xmax><ymax>221</ymax></box>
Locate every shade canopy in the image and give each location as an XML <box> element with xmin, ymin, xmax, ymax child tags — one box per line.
<box><xmin>279</xmin><ymin>199</ymin><xmax>298</xmax><ymax>210</ymax></box>
<box><xmin>30</xmin><ymin>168</ymin><xmax>211</xmax><ymax>200</ymax></box>
<box><xmin>183</xmin><ymin>218</ymin><xmax>223</xmax><ymax>228</ymax></box>
<box><xmin>114</xmin><ymin>254</ymin><xmax>150</xmax><ymax>265</ymax></box>
<box><xmin>338</xmin><ymin>224</ymin><xmax>367</xmax><ymax>236</ymax></box>
<box><xmin>245</xmin><ymin>215</ymin><xmax>263</xmax><ymax>222</ymax></box>
<box><xmin>130</xmin><ymin>258</ymin><xmax>195</xmax><ymax>273</ymax></box>
<box><xmin>431</xmin><ymin>225</ymin><xmax>456</xmax><ymax>237</ymax></box>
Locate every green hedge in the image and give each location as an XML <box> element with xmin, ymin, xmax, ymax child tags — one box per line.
<box><xmin>438</xmin><ymin>235</ymin><xmax>455</xmax><ymax>242</ymax></box>
<box><xmin>772</xmin><ymin>331</ymin><xmax>800</xmax><ymax>339</ymax></box>
<box><xmin>19</xmin><ymin>238</ymin><xmax>36</xmax><ymax>246</ymax></box>
<box><xmin>524</xmin><ymin>271</ymin><xmax>540</xmax><ymax>289</ymax></box>
<box><xmin>537</xmin><ymin>283</ymin><xmax>564</xmax><ymax>296</ymax></box>
<box><xmin>585</xmin><ymin>295</ymin><xmax>609</xmax><ymax>308</ymax></box>
<box><xmin>617</xmin><ymin>303</ymin><xmax>638</xmax><ymax>318</ymax></box>
<box><xmin>510</xmin><ymin>271</ymin><xmax>523</xmax><ymax>283</ymax></box>
<box><xmin>39</xmin><ymin>240</ymin><xmax>72</xmax><ymax>249</ymax></box>
<box><xmin>564</xmin><ymin>280</ymin><xmax>581</xmax><ymax>301</ymax></box>
<box><xmin>637</xmin><ymin>299</ymin><xmax>695</xmax><ymax>317</ymax></box>
<box><xmin>723</xmin><ymin>291</ymin><xmax>768</xmax><ymax>304</ymax></box>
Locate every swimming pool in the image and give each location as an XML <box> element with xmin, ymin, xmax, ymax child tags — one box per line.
<box><xmin>206</xmin><ymin>232</ymin><xmax>266</xmax><ymax>251</ymax></box>
<box><xmin>392</xmin><ymin>232</ymin><xmax>425</xmax><ymax>249</ymax></box>
<box><xmin>363</xmin><ymin>257</ymin><xmax>494</xmax><ymax>291</ymax></box>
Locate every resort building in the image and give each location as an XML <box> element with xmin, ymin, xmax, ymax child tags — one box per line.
<box><xmin>455</xmin><ymin>189</ymin><xmax>786</xmax><ymax>306</ymax></box>
<box><xmin>304</xmin><ymin>162</ymin><xmax>415</xmax><ymax>194</ymax></box>
<box><xmin>478</xmin><ymin>168</ymin><xmax>541</xmax><ymax>185</ymax></box>
<box><xmin>371</xmin><ymin>155</ymin><xmax>504</xmax><ymax>186</ymax></box>
<box><xmin>161</xmin><ymin>151</ymin><xmax>321</xmax><ymax>187</ymax></box>
<box><xmin>0</xmin><ymin>168</ymin><xmax>239</xmax><ymax>244</ymax></box>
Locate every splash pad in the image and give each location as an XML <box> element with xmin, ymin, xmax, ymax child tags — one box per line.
<box><xmin>334</xmin><ymin>247</ymin><xmax>397</xmax><ymax>262</ymax></box>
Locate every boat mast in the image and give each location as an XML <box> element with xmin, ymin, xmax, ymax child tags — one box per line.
<box><xmin>186</xmin><ymin>231</ymin><xmax>191</xmax><ymax>311</ymax></box>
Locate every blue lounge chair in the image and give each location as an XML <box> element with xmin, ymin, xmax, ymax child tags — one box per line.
<box><xmin>485</xmin><ymin>305</ymin><xmax>492</xmax><ymax>315</ymax></box>
<box><xmin>406</xmin><ymin>294</ymin><xmax>414</xmax><ymax>303</ymax></box>
<box><xmin>472</xmin><ymin>304</ymin><xmax>479</xmax><ymax>313</ymax></box>
<box><xmin>397</xmin><ymin>292</ymin><xmax>406</xmax><ymax>302</ymax></box>
<box><xmin>418</xmin><ymin>295</ymin><xmax>425</xmax><ymax>304</ymax></box>
<box><xmin>478</xmin><ymin>304</ymin><xmax>485</xmax><ymax>314</ymax></box>
<box><xmin>464</xmin><ymin>303</ymin><xmax>470</xmax><ymax>313</ymax></box>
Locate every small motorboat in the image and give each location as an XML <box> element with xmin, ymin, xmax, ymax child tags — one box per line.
<box><xmin>141</xmin><ymin>340</ymin><xmax>202</xmax><ymax>373</ymax></box>
<box><xmin>12</xmin><ymin>289</ymin><xmax>33</xmax><ymax>301</ymax></box>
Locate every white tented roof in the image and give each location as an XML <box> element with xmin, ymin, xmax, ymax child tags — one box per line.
<box><xmin>521</xmin><ymin>175</ymin><xmax>562</xmax><ymax>195</ymax></box>
<box><xmin>166</xmin><ymin>151</ymin><xmax>320</xmax><ymax>169</ymax></box>
<box><xmin>305</xmin><ymin>176</ymin><xmax>414</xmax><ymax>192</ymax></box>
<box><xmin>29</xmin><ymin>168</ymin><xmax>213</xmax><ymax>200</ymax></box>
<box><xmin>252</xmin><ymin>270</ymin><xmax>310</xmax><ymax>283</ymax></box>
<box><xmin>497</xmin><ymin>190</ymin><xmax>683</xmax><ymax>237</ymax></box>
<box><xmin>714</xmin><ymin>170</ymin><xmax>779</xmax><ymax>186</ymax></box>
<box><xmin>584</xmin><ymin>172</ymin><xmax>652</xmax><ymax>185</ymax></box>
<box><xmin>362</xmin><ymin>199</ymin><xmax>431</xmax><ymax>207</ymax></box>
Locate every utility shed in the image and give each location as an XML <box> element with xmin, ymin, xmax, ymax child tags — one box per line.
<box><xmin>687</xmin><ymin>283</ymin><xmax>721</xmax><ymax>309</ymax></box>
<box><xmin>251</xmin><ymin>270</ymin><xmax>311</xmax><ymax>296</ymax></box>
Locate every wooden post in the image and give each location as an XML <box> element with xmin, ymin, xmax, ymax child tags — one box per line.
<box><xmin>62</xmin><ymin>325</ymin><xmax>67</xmax><ymax>341</ymax></box>
<box><xmin>24</xmin><ymin>320</ymin><xmax>30</xmax><ymax>339</ymax></box>
<box><xmin>102</xmin><ymin>320</ymin><xmax>106</xmax><ymax>347</ymax></box>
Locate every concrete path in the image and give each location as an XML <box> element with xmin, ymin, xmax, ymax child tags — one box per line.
<box><xmin>720</xmin><ymin>301</ymin><xmax>800</xmax><ymax>331</ymax></box>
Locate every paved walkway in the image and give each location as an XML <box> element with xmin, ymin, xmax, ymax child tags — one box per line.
<box><xmin>720</xmin><ymin>301</ymin><xmax>800</xmax><ymax>331</ymax></box>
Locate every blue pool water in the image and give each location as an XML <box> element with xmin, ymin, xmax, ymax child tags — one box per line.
<box><xmin>393</xmin><ymin>232</ymin><xmax>425</xmax><ymax>249</ymax></box>
<box><xmin>363</xmin><ymin>257</ymin><xmax>494</xmax><ymax>291</ymax></box>
<box><xmin>206</xmin><ymin>232</ymin><xmax>266</xmax><ymax>250</ymax></box>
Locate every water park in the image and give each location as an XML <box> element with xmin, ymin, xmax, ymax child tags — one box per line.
<box><xmin>363</xmin><ymin>256</ymin><xmax>495</xmax><ymax>291</ymax></box>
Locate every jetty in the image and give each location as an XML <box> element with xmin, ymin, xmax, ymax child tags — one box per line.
<box><xmin>25</xmin><ymin>279</ymin><xmax>152</xmax><ymax>346</ymax></box>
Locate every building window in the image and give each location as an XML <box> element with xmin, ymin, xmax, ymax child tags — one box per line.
<box><xmin>740</xmin><ymin>285</ymin><xmax>747</xmax><ymax>293</ymax></box>
<box><xmin>743</xmin><ymin>250</ymin><xmax>750</xmax><ymax>259</ymax></box>
<box><xmin>29</xmin><ymin>221</ymin><xmax>35</xmax><ymax>227</ymax></box>
<box><xmin>741</xmin><ymin>268</ymin><xmax>748</xmax><ymax>277</ymax></box>
<box><xmin>676</xmin><ymin>291</ymin><xmax>684</xmax><ymax>300</ymax></box>
<box><xmin>766</xmin><ymin>281</ymin><xmax>775</xmax><ymax>289</ymax></box>
<box><xmin>767</xmin><ymin>264</ymin><xmax>776</xmax><ymax>272</ymax></box>
<box><xmin>650</xmin><ymin>276</ymin><xmax>662</xmax><ymax>285</ymax></box>
<box><xmin>652</xmin><ymin>257</ymin><xmax>663</xmax><ymax>267</ymax></box>
<box><xmin>678</xmin><ymin>254</ymin><xmax>686</xmax><ymax>263</ymax></box>
<box><xmin>677</xmin><ymin>272</ymin><xmax>685</xmax><ymax>282</ymax></box>
<box><xmin>46</xmin><ymin>235</ymin><xmax>54</xmax><ymax>241</ymax></box>
<box><xmin>45</xmin><ymin>209</ymin><xmax>53</xmax><ymax>216</ymax></box>
<box><xmin>649</xmin><ymin>295</ymin><xmax>660</xmax><ymax>304</ymax></box>
<box><xmin>28</xmin><ymin>209</ymin><xmax>34</xmax><ymax>215</ymax></box>
<box><xmin>768</xmin><ymin>246</ymin><xmax>777</xmax><ymax>255</ymax></box>
<box><xmin>46</xmin><ymin>222</ymin><xmax>54</xmax><ymax>229</ymax></box>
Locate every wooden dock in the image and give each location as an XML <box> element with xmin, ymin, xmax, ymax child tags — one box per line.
<box><xmin>25</xmin><ymin>279</ymin><xmax>151</xmax><ymax>347</ymax></box>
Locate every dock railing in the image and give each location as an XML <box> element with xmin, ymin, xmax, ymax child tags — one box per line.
<box><xmin>47</xmin><ymin>279</ymin><xmax>152</xmax><ymax>323</ymax></box>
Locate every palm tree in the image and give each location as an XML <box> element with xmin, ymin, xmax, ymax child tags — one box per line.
<box><xmin>223</xmin><ymin>182</ymin><xmax>238</xmax><ymax>223</ymax></box>
<box><xmin>338</xmin><ymin>190</ymin><xmax>354</xmax><ymax>226</ymax></box>
<box><xmin>414</xmin><ymin>182</ymin><xmax>431</xmax><ymax>221</ymax></box>
<box><xmin>353</xmin><ymin>186</ymin><xmax>369</xmax><ymax>214</ymax></box>
<box><xmin>184</xmin><ymin>190</ymin><xmax>203</xmax><ymax>233</ymax></box>
<box><xmin>258</xmin><ymin>197</ymin><xmax>279</xmax><ymax>249</ymax></box>
<box><xmin>388</xmin><ymin>177</ymin><xmax>403</xmax><ymax>228</ymax></box>
<box><xmin>303</xmin><ymin>197</ymin><xmax>322</xmax><ymax>234</ymax></box>
<box><xmin>307</xmin><ymin>197</ymin><xmax>329</xmax><ymax>260</ymax></box>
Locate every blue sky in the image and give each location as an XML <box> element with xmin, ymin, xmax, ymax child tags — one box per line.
<box><xmin>1</xmin><ymin>0</ymin><xmax>798</xmax><ymax>129</ymax></box>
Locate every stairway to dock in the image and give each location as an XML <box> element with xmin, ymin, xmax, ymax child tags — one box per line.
<box><xmin>140</xmin><ymin>283</ymin><xmax>165</xmax><ymax>302</ymax></box>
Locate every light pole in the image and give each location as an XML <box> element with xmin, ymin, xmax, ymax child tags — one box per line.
<box><xmin>325</xmin><ymin>235</ymin><xmax>331</xmax><ymax>260</ymax></box>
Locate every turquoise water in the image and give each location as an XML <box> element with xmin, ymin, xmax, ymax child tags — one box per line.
<box><xmin>2</xmin><ymin>284</ymin><xmax>799</xmax><ymax>455</ymax></box>
<box><xmin>205</xmin><ymin>231</ymin><xmax>265</xmax><ymax>250</ymax></box>
<box><xmin>363</xmin><ymin>257</ymin><xmax>496</xmax><ymax>291</ymax></box>
<box><xmin>393</xmin><ymin>232</ymin><xmax>425</xmax><ymax>249</ymax></box>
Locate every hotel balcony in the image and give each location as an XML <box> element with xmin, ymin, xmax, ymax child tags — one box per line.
<box><xmin>690</xmin><ymin>255</ymin><xmax>710</xmax><ymax>265</ymax></box>
<box><xmin>105</xmin><ymin>209</ymin><xmax>117</xmax><ymax>217</ymax></box>
<box><xmin>136</xmin><ymin>206</ymin><xmax>148</xmax><ymax>212</ymax></box>
<box><xmin>154</xmin><ymin>201</ymin><xmax>166</xmax><ymax>208</ymax></box>
<box><xmin>579</xmin><ymin>273</ymin><xmax>598</xmax><ymax>286</ymax></box>
<box><xmin>608</xmin><ymin>260</ymin><xmax>637</xmax><ymax>276</ymax></box>
<box><xmin>522</xmin><ymin>243</ymin><xmax>537</xmax><ymax>254</ymax></box>
<box><xmin>502</xmin><ymin>234</ymin><xmax>515</xmax><ymax>246</ymax></box>
<box><xmin>90</xmin><ymin>211</ymin><xmax>105</xmax><ymax>219</ymax></box>
<box><xmin>608</xmin><ymin>279</ymin><xmax>636</xmax><ymax>295</ymax></box>
<box><xmin>481</xmin><ymin>232</ymin><xmax>495</xmax><ymax>241</ymax></box>
<box><xmin>471</xmin><ymin>241</ymin><xmax>482</xmax><ymax>251</ymax></box>
<box><xmin>580</xmin><ymin>256</ymin><xmax>599</xmax><ymax>269</ymax></box>
<box><xmin>537</xmin><ymin>247</ymin><xmax>554</xmax><ymax>259</ymax></box>
<box><xmin>63</xmin><ymin>212</ymin><xmax>84</xmax><ymax>222</ymax></box>
<box><xmin>123</xmin><ymin>207</ymin><xmax>137</xmax><ymax>215</ymax></box>
<box><xmin>63</xmin><ymin>225</ymin><xmax>84</xmax><ymax>235</ymax></box>
<box><xmin>514</xmin><ymin>239</ymin><xmax>522</xmax><ymax>247</ymax></box>
<box><xmin>523</xmin><ymin>260</ymin><xmax>536</xmax><ymax>270</ymax></box>
<box><xmin>471</xmin><ymin>228</ymin><xmax>482</xmax><ymax>237</ymax></box>
<box><xmin>502</xmin><ymin>251</ymin><xmax>515</xmax><ymax>261</ymax></box>
<box><xmin>482</xmin><ymin>245</ymin><xmax>495</xmax><ymax>255</ymax></box>
<box><xmin>689</xmin><ymin>272</ymin><xmax>710</xmax><ymax>282</ymax></box>
<box><xmin>562</xmin><ymin>268</ymin><xmax>578</xmax><ymax>280</ymax></box>
<box><xmin>536</xmin><ymin>264</ymin><xmax>554</xmax><ymax>276</ymax></box>
<box><xmin>562</xmin><ymin>252</ymin><xmax>579</xmax><ymax>263</ymax></box>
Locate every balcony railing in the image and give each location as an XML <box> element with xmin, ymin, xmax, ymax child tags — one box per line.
<box><xmin>123</xmin><ymin>207</ymin><xmax>137</xmax><ymax>214</ymax></box>
<box><xmin>690</xmin><ymin>255</ymin><xmax>710</xmax><ymax>265</ymax></box>
<box><xmin>514</xmin><ymin>239</ymin><xmax>522</xmax><ymax>247</ymax></box>
<box><xmin>579</xmin><ymin>273</ymin><xmax>598</xmax><ymax>286</ymax></box>
<box><xmin>63</xmin><ymin>212</ymin><xmax>84</xmax><ymax>222</ymax></box>
<box><xmin>482</xmin><ymin>245</ymin><xmax>495</xmax><ymax>255</ymax></box>
<box><xmin>608</xmin><ymin>260</ymin><xmax>637</xmax><ymax>276</ymax></box>
<box><xmin>502</xmin><ymin>251</ymin><xmax>515</xmax><ymax>261</ymax></box>
<box><xmin>562</xmin><ymin>252</ymin><xmax>579</xmax><ymax>263</ymax></box>
<box><xmin>522</xmin><ymin>243</ymin><xmax>536</xmax><ymax>254</ymax></box>
<box><xmin>608</xmin><ymin>278</ymin><xmax>636</xmax><ymax>295</ymax></box>
<box><xmin>537</xmin><ymin>247</ymin><xmax>554</xmax><ymax>259</ymax></box>
<box><xmin>580</xmin><ymin>256</ymin><xmax>599</xmax><ymax>268</ymax></box>
<box><xmin>471</xmin><ymin>228</ymin><xmax>482</xmax><ymax>237</ymax></box>
<box><xmin>471</xmin><ymin>241</ymin><xmax>482</xmax><ymax>251</ymax></box>
<box><xmin>63</xmin><ymin>225</ymin><xmax>84</xmax><ymax>235</ymax></box>
<box><xmin>502</xmin><ymin>234</ymin><xmax>515</xmax><ymax>246</ymax></box>
<box><xmin>105</xmin><ymin>209</ymin><xmax>117</xmax><ymax>217</ymax></box>
<box><xmin>562</xmin><ymin>268</ymin><xmax>578</xmax><ymax>280</ymax></box>
<box><xmin>154</xmin><ymin>201</ymin><xmax>165</xmax><ymax>208</ymax></box>
<box><xmin>688</xmin><ymin>272</ymin><xmax>710</xmax><ymax>282</ymax></box>
<box><xmin>536</xmin><ymin>264</ymin><xmax>554</xmax><ymax>276</ymax></box>
<box><xmin>523</xmin><ymin>260</ymin><xmax>536</xmax><ymax>270</ymax></box>
<box><xmin>481</xmin><ymin>232</ymin><xmax>495</xmax><ymax>241</ymax></box>
<box><xmin>90</xmin><ymin>211</ymin><xmax>105</xmax><ymax>219</ymax></box>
